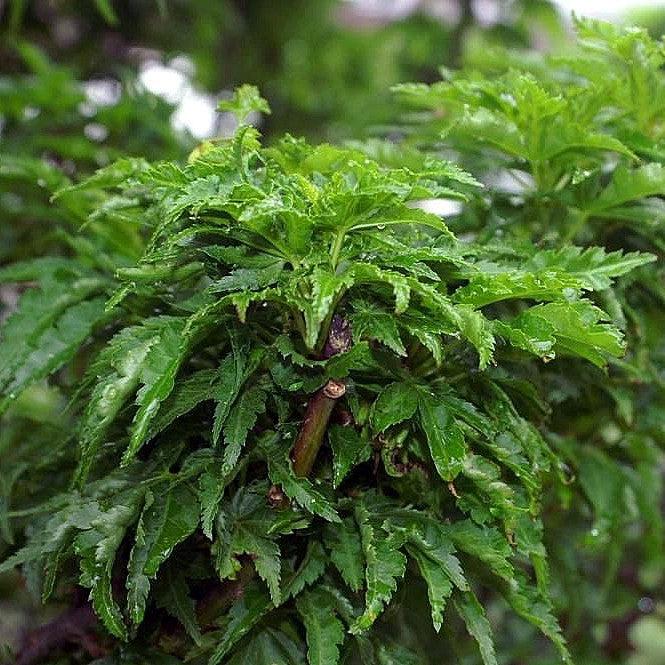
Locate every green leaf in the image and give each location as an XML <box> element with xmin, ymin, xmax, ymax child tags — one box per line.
<box><xmin>298</xmin><ymin>268</ymin><xmax>353</xmax><ymax>351</ymax></box>
<box><xmin>283</xmin><ymin>541</ymin><xmax>328</xmax><ymax>601</ymax></box>
<box><xmin>350</xmin><ymin>498</ymin><xmax>407</xmax><ymax>634</ymax></box>
<box><xmin>588</xmin><ymin>163</ymin><xmax>665</xmax><ymax>212</ymax></box>
<box><xmin>209</xmin><ymin>586</ymin><xmax>274</xmax><ymax>665</ymax></box>
<box><xmin>75</xmin><ymin>324</ymin><xmax>160</xmax><ymax>485</ymax></box>
<box><xmin>375</xmin><ymin>641</ymin><xmax>425</xmax><ymax>665</ymax></box>
<box><xmin>453</xmin><ymin>591</ymin><xmax>498</xmax><ymax>665</ymax></box>
<box><xmin>213</xmin><ymin>486</ymin><xmax>288</xmax><ymax>605</ymax></box>
<box><xmin>516</xmin><ymin>301</ymin><xmax>624</xmax><ymax>366</ymax></box>
<box><xmin>126</xmin><ymin>485</ymin><xmax>199</xmax><ymax>627</ymax></box>
<box><xmin>460</xmin><ymin>454</ymin><xmax>518</xmax><ymax>528</ymax></box>
<box><xmin>93</xmin><ymin>0</ymin><xmax>119</xmax><ymax>24</ymax></box>
<box><xmin>261</xmin><ymin>436</ymin><xmax>340</xmax><ymax>523</ymax></box>
<box><xmin>447</xmin><ymin>520</ymin><xmax>513</xmax><ymax>582</ymax></box>
<box><xmin>349</xmin><ymin>264</ymin><xmax>411</xmax><ymax>315</ymax></box>
<box><xmin>526</xmin><ymin>246</ymin><xmax>656</xmax><ymax>291</ymax></box>
<box><xmin>125</xmin><ymin>318</ymin><xmax>190</xmax><ymax>464</ymax></box>
<box><xmin>149</xmin><ymin>369</ymin><xmax>218</xmax><ymax>437</ymax></box>
<box><xmin>210</xmin><ymin>262</ymin><xmax>284</xmax><ymax>294</ymax></box>
<box><xmin>406</xmin><ymin>544</ymin><xmax>453</xmax><ymax>632</ymax></box>
<box><xmin>406</xmin><ymin>520</ymin><xmax>468</xmax><ymax>591</ymax></box>
<box><xmin>455</xmin><ymin>306</ymin><xmax>496</xmax><ymax>369</ymax></box>
<box><xmin>370</xmin><ymin>383</ymin><xmax>419</xmax><ymax>434</ymax></box>
<box><xmin>328</xmin><ymin>425</ymin><xmax>372</xmax><ymax>488</ymax></box>
<box><xmin>349</xmin><ymin>203</ymin><xmax>453</xmax><ymax>236</ymax></box>
<box><xmin>492</xmin><ymin>318</ymin><xmax>556</xmax><ymax>359</ymax></box>
<box><xmin>212</xmin><ymin>348</ymin><xmax>250</xmax><ymax>445</ymax></box>
<box><xmin>154</xmin><ymin>564</ymin><xmax>202</xmax><ymax>645</ymax></box>
<box><xmin>418</xmin><ymin>393</ymin><xmax>466</xmax><ymax>482</ymax></box>
<box><xmin>74</xmin><ymin>490</ymin><xmax>144</xmax><ymax>640</ymax></box>
<box><xmin>296</xmin><ymin>588</ymin><xmax>346</xmax><ymax>665</ymax></box>
<box><xmin>503</xmin><ymin>571</ymin><xmax>571</xmax><ymax>664</ymax></box>
<box><xmin>218</xmin><ymin>85</ymin><xmax>271</xmax><ymax>124</ymax></box>
<box><xmin>225</xmin><ymin>627</ymin><xmax>306</xmax><ymax>665</ymax></box>
<box><xmin>351</xmin><ymin>302</ymin><xmax>407</xmax><ymax>356</ymax></box>
<box><xmin>453</xmin><ymin>271</ymin><xmax>580</xmax><ymax>307</ymax></box>
<box><xmin>199</xmin><ymin>461</ymin><xmax>232</xmax><ymax>539</ymax></box>
<box><xmin>324</xmin><ymin>517</ymin><xmax>365</xmax><ymax>592</ymax></box>
<box><xmin>54</xmin><ymin>157</ymin><xmax>149</xmax><ymax>197</ymax></box>
<box><xmin>0</xmin><ymin>276</ymin><xmax>108</xmax><ymax>414</ymax></box>
<box><xmin>222</xmin><ymin>385</ymin><xmax>268</xmax><ymax>473</ymax></box>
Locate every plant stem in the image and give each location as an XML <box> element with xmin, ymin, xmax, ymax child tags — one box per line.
<box><xmin>330</xmin><ymin>229</ymin><xmax>346</xmax><ymax>269</ymax></box>
<box><xmin>290</xmin><ymin>314</ymin><xmax>351</xmax><ymax>477</ymax></box>
<box><xmin>291</xmin><ymin>379</ymin><xmax>346</xmax><ymax>477</ymax></box>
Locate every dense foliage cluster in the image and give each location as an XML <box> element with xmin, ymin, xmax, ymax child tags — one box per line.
<box><xmin>0</xmin><ymin>13</ymin><xmax>663</xmax><ymax>665</ymax></box>
<box><xmin>394</xmin><ymin>16</ymin><xmax>665</xmax><ymax>662</ymax></box>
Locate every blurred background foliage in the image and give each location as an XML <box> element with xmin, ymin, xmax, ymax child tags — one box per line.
<box><xmin>0</xmin><ymin>0</ymin><xmax>570</xmax><ymax>263</ymax></box>
<box><xmin>1</xmin><ymin>1</ymin><xmax>665</xmax><ymax>664</ymax></box>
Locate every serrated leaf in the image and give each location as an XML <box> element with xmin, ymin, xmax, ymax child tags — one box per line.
<box><xmin>296</xmin><ymin>588</ymin><xmax>346</xmax><ymax>665</ymax></box>
<box><xmin>261</xmin><ymin>436</ymin><xmax>340</xmax><ymax>523</ymax></box>
<box><xmin>517</xmin><ymin>301</ymin><xmax>624</xmax><ymax>366</ymax></box>
<box><xmin>447</xmin><ymin>520</ymin><xmax>514</xmax><ymax>582</ymax></box>
<box><xmin>212</xmin><ymin>348</ymin><xmax>249</xmax><ymax>445</ymax></box>
<box><xmin>492</xmin><ymin>318</ymin><xmax>556</xmax><ymax>359</ymax></box>
<box><xmin>350</xmin><ymin>498</ymin><xmax>407</xmax><ymax>634</ymax></box>
<box><xmin>125</xmin><ymin>318</ymin><xmax>189</xmax><ymax>464</ymax></box>
<box><xmin>300</xmin><ymin>269</ymin><xmax>353</xmax><ymax>351</ymax></box>
<box><xmin>54</xmin><ymin>157</ymin><xmax>149</xmax><ymax>198</ymax></box>
<box><xmin>454</xmin><ymin>271</ymin><xmax>580</xmax><ymax>307</ymax></box>
<box><xmin>74</xmin><ymin>491</ymin><xmax>144</xmax><ymax>640</ymax></box>
<box><xmin>503</xmin><ymin>571</ymin><xmax>571</xmax><ymax>664</ymax></box>
<box><xmin>218</xmin><ymin>84</ymin><xmax>271</xmax><ymax>124</ymax></box>
<box><xmin>406</xmin><ymin>520</ymin><xmax>468</xmax><ymax>591</ymax></box>
<box><xmin>526</xmin><ymin>246</ymin><xmax>656</xmax><ymax>291</ymax></box>
<box><xmin>0</xmin><ymin>276</ymin><xmax>107</xmax><ymax>414</ymax></box>
<box><xmin>213</xmin><ymin>486</ymin><xmax>288</xmax><ymax>605</ymax></box>
<box><xmin>351</xmin><ymin>303</ymin><xmax>407</xmax><ymax>356</ymax></box>
<box><xmin>149</xmin><ymin>369</ymin><xmax>218</xmax><ymax>438</ymax></box>
<box><xmin>199</xmin><ymin>462</ymin><xmax>231</xmax><ymax>539</ymax></box>
<box><xmin>154</xmin><ymin>564</ymin><xmax>202</xmax><ymax>645</ymax></box>
<box><xmin>324</xmin><ymin>517</ymin><xmax>364</xmax><ymax>592</ymax></box>
<box><xmin>328</xmin><ymin>425</ymin><xmax>372</xmax><ymax>488</ymax></box>
<box><xmin>406</xmin><ymin>544</ymin><xmax>453</xmax><ymax>632</ymax></box>
<box><xmin>370</xmin><ymin>383</ymin><xmax>419</xmax><ymax>434</ymax></box>
<box><xmin>209</xmin><ymin>586</ymin><xmax>274</xmax><ymax>665</ymax></box>
<box><xmin>418</xmin><ymin>393</ymin><xmax>466</xmax><ymax>482</ymax></box>
<box><xmin>221</xmin><ymin>385</ymin><xmax>268</xmax><ymax>473</ymax></box>
<box><xmin>225</xmin><ymin>627</ymin><xmax>306</xmax><ymax>665</ymax></box>
<box><xmin>460</xmin><ymin>454</ymin><xmax>518</xmax><ymax>528</ymax></box>
<box><xmin>349</xmin><ymin>264</ymin><xmax>411</xmax><ymax>315</ymax></box>
<box><xmin>375</xmin><ymin>641</ymin><xmax>425</xmax><ymax>665</ymax></box>
<box><xmin>455</xmin><ymin>305</ymin><xmax>495</xmax><ymax>369</ymax></box>
<box><xmin>589</xmin><ymin>163</ymin><xmax>665</xmax><ymax>212</ymax></box>
<box><xmin>75</xmin><ymin>325</ymin><xmax>159</xmax><ymax>485</ymax></box>
<box><xmin>283</xmin><ymin>541</ymin><xmax>328</xmax><ymax>600</ymax></box>
<box><xmin>453</xmin><ymin>591</ymin><xmax>498</xmax><ymax>665</ymax></box>
<box><xmin>126</xmin><ymin>485</ymin><xmax>199</xmax><ymax>627</ymax></box>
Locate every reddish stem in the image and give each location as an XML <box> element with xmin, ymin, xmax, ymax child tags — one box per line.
<box><xmin>290</xmin><ymin>316</ymin><xmax>351</xmax><ymax>477</ymax></box>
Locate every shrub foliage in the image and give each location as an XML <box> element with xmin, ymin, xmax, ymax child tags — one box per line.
<box><xmin>0</xmin><ymin>18</ymin><xmax>663</xmax><ymax>665</ymax></box>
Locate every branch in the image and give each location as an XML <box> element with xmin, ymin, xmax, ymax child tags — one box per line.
<box><xmin>290</xmin><ymin>315</ymin><xmax>351</xmax><ymax>477</ymax></box>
